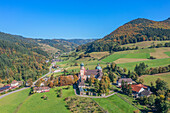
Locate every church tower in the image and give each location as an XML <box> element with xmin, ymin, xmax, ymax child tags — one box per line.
<box><xmin>80</xmin><ymin>63</ymin><xmax>86</xmax><ymax>80</ymax></box>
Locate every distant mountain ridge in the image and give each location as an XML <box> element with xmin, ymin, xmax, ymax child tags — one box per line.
<box><xmin>77</xmin><ymin>18</ymin><xmax>170</xmax><ymax>52</ymax></box>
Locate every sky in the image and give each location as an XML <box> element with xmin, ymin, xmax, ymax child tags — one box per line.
<box><xmin>0</xmin><ymin>0</ymin><xmax>169</xmax><ymax>39</ymax></box>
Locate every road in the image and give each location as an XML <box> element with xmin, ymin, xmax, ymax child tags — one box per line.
<box><xmin>33</xmin><ymin>61</ymin><xmax>55</xmax><ymax>85</ymax></box>
<box><xmin>0</xmin><ymin>87</ymin><xmax>28</xmax><ymax>99</ymax></box>
<box><xmin>0</xmin><ymin>61</ymin><xmax>56</xmax><ymax>99</ymax></box>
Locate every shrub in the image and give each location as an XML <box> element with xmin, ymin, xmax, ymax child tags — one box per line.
<box><xmin>149</xmin><ymin>56</ymin><xmax>156</xmax><ymax>59</ymax></box>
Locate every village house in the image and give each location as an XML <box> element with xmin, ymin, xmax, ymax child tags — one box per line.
<box><xmin>131</xmin><ymin>84</ymin><xmax>152</xmax><ymax>98</ymax></box>
<box><xmin>0</xmin><ymin>85</ymin><xmax>10</xmax><ymax>93</ymax></box>
<box><xmin>33</xmin><ymin>87</ymin><xmax>50</xmax><ymax>93</ymax></box>
<box><xmin>117</xmin><ymin>78</ymin><xmax>133</xmax><ymax>87</ymax></box>
<box><xmin>11</xmin><ymin>80</ymin><xmax>19</xmax><ymax>87</ymax></box>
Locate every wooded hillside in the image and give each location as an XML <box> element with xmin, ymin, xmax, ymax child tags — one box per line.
<box><xmin>77</xmin><ymin>18</ymin><xmax>170</xmax><ymax>52</ymax></box>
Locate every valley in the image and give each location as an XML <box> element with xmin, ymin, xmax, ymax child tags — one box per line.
<box><xmin>0</xmin><ymin>17</ymin><xmax>170</xmax><ymax>113</ymax></box>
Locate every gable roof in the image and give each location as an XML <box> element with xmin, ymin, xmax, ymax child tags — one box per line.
<box><xmin>131</xmin><ymin>84</ymin><xmax>148</xmax><ymax>92</ymax></box>
<box><xmin>118</xmin><ymin>78</ymin><xmax>133</xmax><ymax>83</ymax></box>
<box><xmin>0</xmin><ymin>86</ymin><xmax>10</xmax><ymax>91</ymax></box>
<box><xmin>11</xmin><ymin>80</ymin><xmax>18</xmax><ymax>84</ymax></box>
<box><xmin>85</xmin><ymin>69</ymin><xmax>99</xmax><ymax>75</ymax></box>
<box><xmin>139</xmin><ymin>89</ymin><xmax>151</xmax><ymax>96</ymax></box>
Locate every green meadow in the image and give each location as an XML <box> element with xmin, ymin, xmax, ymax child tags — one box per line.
<box><xmin>164</xmin><ymin>51</ymin><xmax>170</xmax><ymax>56</ymax></box>
<box><xmin>139</xmin><ymin>73</ymin><xmax>170</xmax><ymax>88</ymax></box>
<box><xmin>117</xmin><ymin>58</ymin><xmax>170</xmax><ymax>71</ymax></box>
<box><xmin>102</xmin><ymin>48</ymin><xmax>154</xmax><ymax>62</ymax></box>
<box><xmin>0</xmin><ymin>88</ymin><xmax>30</xmax><ymax>113</ymax></box>
<box><xmin>17</xmin><ymin>86</ymin><xmax>75</xmax><ymax>113</ymax></box>
<box><xmin>93</xmin><ymin>94</ymin><xmax>137</xmax><ymax>113</ymax></box>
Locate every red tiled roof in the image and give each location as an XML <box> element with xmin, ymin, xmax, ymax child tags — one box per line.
<box><xmin>11</xmin><ymin>80</ymin><xmax>18</xmax><ymax>84</ymax></box>
<box><xmin>34</xmin><ymin>87</ymin><xmax>50</xmax><ymax>90</ymax></box>
<box><xmin>131</xmin><ymin>84</ymin><xmax>147</xmax><ymax>92</ymax></box>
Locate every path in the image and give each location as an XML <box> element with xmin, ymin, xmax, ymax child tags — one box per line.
<box><xmin>116</xmin><ymin>93</ymin><xmax>141</xmax><ymax>112</ymax></box>
<box><xmin>0</xmin><ymin>87</ymin><xmax>28</xmax><ymax>99</ymax></box>
<box><xmin>33</xmin><ymin>61</ymin><xmax>56</xmax><ymax>85</ymax></box>
<box><xmin>73</xmin><ymin>87</ymin><xmax>117</xmax><ymax>98</ymax></box>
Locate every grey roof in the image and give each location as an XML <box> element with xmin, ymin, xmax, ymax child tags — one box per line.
<box><xmin>78</xmin><ymin>79</ymin><xmax>85</xmax><ymax>87</ymax></box>
<box><xmin>139</xmin><ymin>90</ymin><xmax>151</xmax><ymax>96</ymax></box>
<box><xmin>0</xmin><ymin>86</ymin><xmax>10</xmax><ymax>91</ymax></box>
<box><xmin>79</xmin><ymin>87</ymin><xmax>84</xmax><ymax>92</ymax></box>
<box><xmin>85</xmin><ymin>69</ymin><xmax>102</xmax><ymax>75</ymax></box>
<box><xmin>118</xmin><ymin>78</ymin><xmax>133</xmax><ymax>83</ymax></box>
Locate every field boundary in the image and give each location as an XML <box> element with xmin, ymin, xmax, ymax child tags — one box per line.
<box><xmin>14</xmin><ymin>95</ymin><xmax>32</xmax><ymax>113</ymax></box>
<box><xmin>116</xmin><ymin>94</ymin><xmax>141</xmax><ymax>111</ymax></box>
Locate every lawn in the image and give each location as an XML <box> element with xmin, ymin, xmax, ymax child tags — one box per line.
<box><xmin>0</xmin><ymin>88</ymin><xmax>30</xmax><ymax>113</ymax></box>
<box><xmin>102</xmin><ymin>54</ymin><xmax>127</xmax><ymax>62</ymax></box>
<box><xmin>102</xmin><ymin>48</ymin><xmax>154</xmax><ymax>62</ymax></box>
<box><xmin>117</xmin><ymin>58</ymin><xmax>170</xmax><ymax>71</ymax></box>
<box><xmin>139</xmin><ymin>73</ymin><xmax>170</xmax><ymax>88</ymax></box>
<box><xmin>17</xmin><ymin>86</ymin><xmax>75</xmax><ymax>113</ymax></box>
<box><xmin>93</xmin><ymin>94</ymin><xmax>137</xmax><ymax>113</ymax></box>
<box><xmin>124</xmin><ymin>53</ymin><xmax>150</xmax><ymax>59</ymax></box>
<box><xmin>164</xmin><ymin>51</ymin><xmax>170</xmax><ymax>56</ymax></box>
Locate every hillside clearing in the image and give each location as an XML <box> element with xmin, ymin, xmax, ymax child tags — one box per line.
<box><xmin>93</xmin><ymin>94</ymin><xmax>137</xmax><ymax>113</ymax></box>
<box><xmin>150</xmin><ymin>47</ymin><xmax>170</xmax><ymax>59</ymax></box>
<box><xmin>139</xmin><ymin>73</ymin><xmax>170</xmax><ymax>88</ymax></box>
<box><xmin>121</xmin><ymin>41</ymin><xmax>169</xmax><ymax>48</ymax></box>
<box><xmin>117</xmin><ymin>58</ymin><xmax>170</xmax><ymax>71</ymax></box>
<box><xmin>38</xmin><ymin>43</ymin><xmax>59</xmax><ymax>54</ymax></box>
<box><xmin>164</xmin><ymin>51</ymin><xmax>170</xmax><ymax>56</ymax></box>
<box><xmin>90</xmin><ymin>52</ymin><xmax>110</xmax><ymax>59</ymax></box>
<box><xmin>114</xmin><ymin>58</ymin><xmax>148</xmax><ymax>64</ymax></box>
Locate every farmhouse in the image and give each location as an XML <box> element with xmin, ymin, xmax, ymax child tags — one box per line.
<box><xmin>117</xmin><ymin>78</ymin><xmax>133</xmax><ymax>87</ymax></box>
<box><xmin>11</xmin><ymin>80</ymin><xmax>19</xmax><ymax>87</ymax></box>
<box><xmin>33</xmin><ymin>87</ymin><xmax>50</xmax><ymax>93</ymax></box>
<box><xmin>0</xmin><ymin>86</ymin><xmax>10</xmax><ymax>93</ymax></box>
<box><xmin>131</xmin><ymin>84</ymin><xmax>152</xmax><ymax>98</ymax></box>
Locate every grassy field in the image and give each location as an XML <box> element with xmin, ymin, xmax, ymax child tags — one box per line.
<box><xmin>117</xmin><ymin>58</ymin><xmax>170</xmax><ymax>71</ymax></box>
<box><xmin>164</xmin><ymin>51</ymin><xmax>170</xmax><ymax>56</ymax></box>
<box><xmin>121</xmin><ymin>41</ymin><xmax>170</xmax><ymax>48</ymax></box>
<box><xmin>93</xmin><ymin>94</ymin><xmax>137</xmax><ymax>113</ymax></box>
<box><xmin>90</xmin><ymin>52</ymin><xmax>109</xmax><ymax>59</ymax></box>
<box><xmin>0</xmin><ymin>88</ymin><xmax>30</xmax><ymax>113</ymax></box>
<box><xmin>139</xmin><ymin>73</ymin><xmax>170</xmax><ymax>88</ymax></box>
<box><xmin>17</xmin><ymin>86</ymin><xmax>75</xmax><ymax>113</ymax></box>
<box><xmin>124</xmin><ymin>53</ymin><xmax>150</xmax><ymax>59</ymax></box>
<box><xmin>102</xmin><ymin>48</ymin><xmax>154</xmax><ymax>62</ymax></box>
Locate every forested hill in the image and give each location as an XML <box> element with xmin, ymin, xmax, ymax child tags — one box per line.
<box><xmin>76</xmin><ymin>18</ymin><xmax>170</xmax><ymax>52</ymax></box>
<box><xmin>0</xmin><ymin>32</ymin><xmax>50</xmax><ymax>81</ymax></box>
<box><xmin>0</xmin><ymin>31</ymin><xmax>97</xmax><ymax>81</ymax></box>
<box><xmin>34</xmin><ymin>39</ymin><xmax>96</xmax><ymax>53</ymax></box>
<box><xmin>66</xmin><ymin>39</ymin><xmax>96</xmax><ymax>45</ymax></box>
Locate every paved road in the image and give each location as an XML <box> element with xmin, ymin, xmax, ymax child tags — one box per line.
<box><xmin>0</xmin><ymin>87</ymin><xmax>28</xmax><ymax>99</ymax></box>
<box><xmin>0</xmin><ymin>62</ymin><xmax>56</xmax><ymax>99</ymax></box>
<box><xmin>33</xmin><ymin>61</ymin><xmax>56</xmax><ymax>85</ymax></box>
